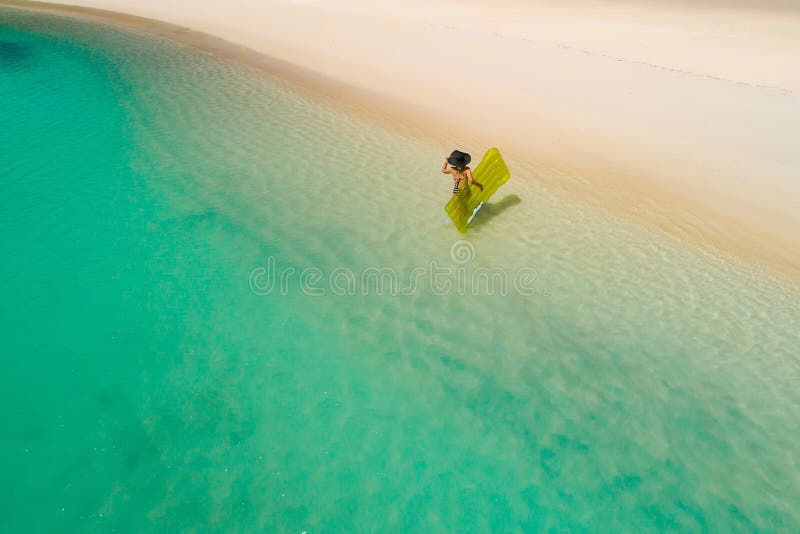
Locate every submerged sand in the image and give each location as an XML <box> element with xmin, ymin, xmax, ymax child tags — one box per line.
<box><xmin>4</xmin><ymin>0</ymin><xmax>800</xmax><ymax>283</ymax></box>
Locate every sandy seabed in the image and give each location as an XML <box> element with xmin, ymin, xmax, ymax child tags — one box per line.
<box><xmin>4</xmin><ymin>0</ymin><xmax>800</xmax><ymax>283</ymax></box>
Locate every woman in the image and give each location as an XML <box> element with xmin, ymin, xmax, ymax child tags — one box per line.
<box><xmin>442</xmin><ymin>150</ymin><xmax>484</xmax><ymax>195</ymax></box>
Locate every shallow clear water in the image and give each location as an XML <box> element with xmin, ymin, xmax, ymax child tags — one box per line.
<box><xmin>1</xmin><ymin>8</ymin><xmax>799</xmax><ymax>532</ymax></box>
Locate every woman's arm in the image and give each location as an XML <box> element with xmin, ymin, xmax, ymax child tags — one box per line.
<box><xmin>442</xmin><ymin>158</ymin><xmax>452</xmax><ymax>174</ymax></box>
<box><xmin>467</xmin><ymin>169</ymin><xmax>484</xmax><ymax>191</ymax></box>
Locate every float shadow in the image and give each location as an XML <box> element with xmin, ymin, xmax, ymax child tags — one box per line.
<box><xmin>470</xmin><ymin>194</ymin><xmax>522</xmax><ymax>228</ymax></box>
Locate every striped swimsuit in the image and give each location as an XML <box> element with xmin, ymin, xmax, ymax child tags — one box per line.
<box><xmin>452</xmin><ymin>172</ymin><xmax>467</xmax><ymax>194</ymax></box>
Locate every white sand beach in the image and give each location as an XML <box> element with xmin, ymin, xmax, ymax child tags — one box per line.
<box><xmin>7</xmin><ymin>0</ymin><xmax>800</xmax><ymax>280</ymax></box>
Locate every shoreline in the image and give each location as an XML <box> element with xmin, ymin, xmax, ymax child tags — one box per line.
<box><xmin>3</xmin><ymin>0</ymin><xmax>799</xmax><ymax>286</ymax></box>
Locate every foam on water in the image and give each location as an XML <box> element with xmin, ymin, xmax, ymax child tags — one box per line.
<box><xmin>1</xmin><ymin>8</ymin><xmax>798</xmax><ymax>532</ymax></box>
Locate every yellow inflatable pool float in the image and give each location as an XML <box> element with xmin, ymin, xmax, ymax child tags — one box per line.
<box><xmin>444</xmin><ymin>148</ymin><xmax>511</xmax><ymax>232</ymax></box>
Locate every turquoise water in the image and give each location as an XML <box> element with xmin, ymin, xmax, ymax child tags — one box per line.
<box><xmin>1</xmin><ymin>8</ymin><xmax>799</xmax><ymax>532</ymax></box>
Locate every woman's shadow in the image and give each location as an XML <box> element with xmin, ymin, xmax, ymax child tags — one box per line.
<box><xmin>469</xmin><ymin>194</ymin><xmax>522</xmax><ymax>228</ymax></box>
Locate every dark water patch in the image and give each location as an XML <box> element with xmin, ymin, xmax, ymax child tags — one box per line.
<box><xmin>0</xmin><ymin>40</ymin><xmax>34</xmax><ymax>68</ymax></box>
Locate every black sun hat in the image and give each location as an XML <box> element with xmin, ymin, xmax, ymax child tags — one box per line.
<box><xmin>447</xmin><ymin>150</ymin><xmax>471</xmax><ymax>168</ymax></box>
